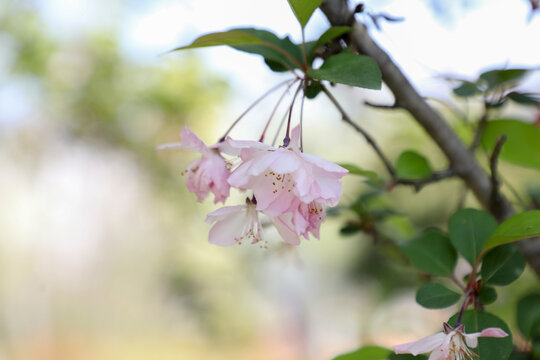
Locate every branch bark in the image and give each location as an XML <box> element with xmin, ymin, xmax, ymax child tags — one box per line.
<box><xmin>320</xmin><ymin>0</ymin><xmax>540</xmax><ymax>277</ymax></box>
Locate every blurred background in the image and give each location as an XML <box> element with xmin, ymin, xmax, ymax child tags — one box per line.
<box><xmin>1</xmin><ymin>0</ymin><xmax>539</xmax><ymax>359</ymax></box>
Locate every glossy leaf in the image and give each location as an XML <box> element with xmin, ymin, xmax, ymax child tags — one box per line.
<box><xmin>401</xmin><ymin>230</ymin><xmax>457</xmax><ymax>276</ymax></box>
<box><xmin>307</xmin><ymin>53</ymin><xmax>382</xmax><ymax>89</ymax></box>
<box><xmin>485</xmin><ymin>210</ymin><xmax>540</xmax><ymax>249</ymax></box>
<box><xmin>478</xmin><ymin>286</ymin><xmax>497</xmax><ymax>305</ymax></box>
<box><xmin>448</xmin><ymin>311</ymin><xmax>512</xmax><ymax>360</ymax></box>
<box><xmin>481</xmin><ymin>244</ymin><xmax>525</xmax><ymax>285</ymax></box>
<box><xmin>332</xmin><ymin>345</ymin><xmax>391</xmax><ymax>360</ymax></box>
<box><xmin>415</xmin><ymin>283</ymin><xmax>461</xmax><ymax>309</ymax></box>
<box><xmin>482</xmin><ymin>119</ymin><xmax>540</xmax><ymax>170</ymax></box>
<box><xmin>517</xmin><ymin>293</ymin><xmax>540</xmax><ymax>339</ymax></box>
<box><xmin>395</xmin><ymin>151</ymin><xmax>432</xmax><ymax>179</ymax></box>
<box><xmin>316</xmin><ymin>26</ymin><xmax>351</xmax><ymax>47</ymax></box>
<box><xmin>232</xmin><ymin>29</ymin><xmax>304</xmax><ymax>70</ymax></box>
<box><xmin>449</xmin><ymin>209</ymin><xmax>497</xmax><ymax>265</ymax></box>
<box><xmin>287</xmin><ymin>0</ymin><xmax>323</xmax><ymax>28</ymax></box>
<box><xmin>507</xmin><ymin>92</ymin><xmax>540</xmax><ymax>106</ymax></box>
<box><xmin>171</xmin><ymin>29</ymin><xmax>265</xmax><ymax>50</ymax></box>
<box><xmin>453</xmin><ymin>81</ymin><xmax>480</xmax><ymax>97</ymax></box>
<box><xmin>172</xmin><ymin>28</ymin><xmax>304</xmax><ymax>71</ymax></box>
<box><xmin>479</xmin><ymin>68</ymin><xmax>529</xmax><ymax>89</ymax></box>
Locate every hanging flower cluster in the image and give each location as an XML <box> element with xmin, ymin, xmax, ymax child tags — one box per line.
<box><xmin>165</xmin><ymin>124</ymin><xmax>348</xmax><ymax>247</ymax></box>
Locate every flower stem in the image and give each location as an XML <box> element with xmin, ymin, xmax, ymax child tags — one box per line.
<box><xmin>259</xmin><ymin>78</ymin><xmax>300</xmax><ymax>142</ymax></box>
<box><xmin>456</xmin><ymin>289</ymin><xmax>473</xmax><ymax>326</ymax></box>
<box><xmin>218</xmin><ymin>78</ymin><xmax>294</xmax><ymax>142</ymax></box>
<box><xmin>282</xmin><ymin>81</ymin><xmax>304</xmax><ymax>147</ymax></box>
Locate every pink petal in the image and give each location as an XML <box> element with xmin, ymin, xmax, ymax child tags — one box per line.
<box><xmin>180</xmin><ymin>126</ymin><xmax>208</xmax><ymax>153</ymax></box>
<box><xmin>288</xmin><ymin>125</ymin><xmax>302</xmax><ymax>151</ymax></box>
<box><xmin>301</xmin><ymin>152</ymin><xmax>349</xmax><ymax>175</ymax></box>
<box><xmin>268</xmin><ymin>151</ymin><xmax>301</xmax><ymax>174</ymax></box>
<box><xmin>393</xmin><ymin>332</ymin><xmax>446</xmax><ymax>356</ymax></box>
<box><xmin>272</xmin><ymin>214</ymin><xmax>301</xmax><ymax>245</ymax></box>
<box><xmin>207</xmin><ymin>206</ymin><xmax>248</xmax><ymax>246</ymax></box>
<box><xmin>464</xmin><ymin>328</ymin><xmax>508</xmax><ymax>348</ymax></box>
<box><xmin>428</xmin><ymin>347</ymin><xmax>443</xmax><ymax>360</ymax></box>
<box><xmin>205</xmin><ymin>204</ymin><xmax>244</xmax><ymax>224</ymax></box>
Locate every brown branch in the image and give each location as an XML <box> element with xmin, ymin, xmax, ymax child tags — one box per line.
<box><xmin>320</xmin><ymin>0</ymin><xmax>540</xmax><ymax>277</ymax></box>
<box><xmin>469</xmin><ymin>101</ymin><xmax>489</xmax><ymax>151</ymax></box>
<box><xmin>395</xmin><ymin>168</ymin><xmax>456</xmax><ymax>192</ymax></box>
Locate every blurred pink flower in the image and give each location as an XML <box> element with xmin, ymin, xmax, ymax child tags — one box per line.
<box><xmin>205</xmin><ymin>200</ymin><xmax>264</xmax><ymax>247</ymax></box>
<box><xmin>393</xmin><ymin>323</ymin><xmax>508</xmax><ymax>360</ymax></box>
<box><xmin>271</xmin><ymin>200</ymin><xmax>326</xmax><ymax>245</ymax></box>
<box><xmin>224</xmin><ymin>126</ymin><xmax>347</xmax><ymax>217</ymax></box>
<box><xmin>175</xmin><ymin>126</ymin><xmax>231</xmax><ymax>203</ymax></box>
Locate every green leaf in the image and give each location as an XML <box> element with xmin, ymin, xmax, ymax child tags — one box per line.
<box><xmin>332</xmin><ymin>345</ymin><xmax>391</xmax><ymax>360</ymax></box>
<box><xmin>401</xmin><ymin>230</ymin><xmax>457</xmax><ymax>276</ymax></box>
<box><xmin>388</xmin><ymin>354</ymin><xmax>428</xmax><ymax>360</ymax></box>
<box><xmin>517</xmin><ymin>293</ymin><xmax>540</xmax><ymax>339</ymax></box>
<box><xmin>449</xmin><ymin>209</ymin><xmax>497</xmax><ymax>265</ymax></box>
<box><xmin>479</xmin><ymin>68</ymin><xmax>529</xmax><ymax>90</ymax></box>
<box><xmin>448</xmin><ymin>310</ymin><xmax>512</xmax><ymax>360</ymax></box>
<box><xmin>485</xmin><ymin>210</ymin><xmax>540</xmax><ymax>249</ymax></box>
<box><xmin>395</xmin><ymin>151</ymin><xmax>432</xmax><ymax>180</ymax></box>
<box><xmin>232</xmin><ymin>29</ymin><xmax>304</xmax><ymax>70</ymax></box>
<box><xmin>481</xmin><ymin>244</ymin><xmax>525</xmax><ymax>285</ymax></box>
<box><xmin>305</xmin><ymin>81</ymin><xmax>322</xmax><ymax>98</ymax></box>
<box><xmin>340</xmin><ymin>223</ymin><xmax>362</xmax><ymax>236</ymax></box>
<box><xmin>453</xmin><ymin>81</ymin><xmax>480</xmax><ymax>97</ymax></box>
<box><xmin>415</xmin><ymin>283</ymin><xmax>461</xmax><ymax>309</ymax></box>
<box><xmin>171</xmin><ymin>29</ymin><xmax>265</xmax><ymax>50</ymax></box>
<box><xmin>171</xmin><ymin>28</ymin><xmax>303</xmax><ymax>71</ymax></box>
<box><xmin>287</xmin><ymin>0</ymin><xmax>323</xmax><ymax>28</ymax></box>
<box><xmin>478</xmin><ymin>285</ymin><xmax>498</xmax><ymax>305</ymax></box>
<box><xmin>507</xmin><ymin>92</ymin><xmax>540</xmax><ymax>106</ymax></box>
<box><xmin>307</xmin><ymin>53</ymin><xmax>382</xmax><ymax>89</ymax></box>
<box><xmin>482</xmin><ymin>119</ymin><xmax>540</xmax><ymax>170</ymax></box>
<box><xmin>316</xmin><ymin>26</ymin><xmax>351</xmax><ymax>47</ymax></box>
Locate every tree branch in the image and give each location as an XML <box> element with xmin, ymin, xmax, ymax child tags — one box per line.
<box><xmin>395</xmin><ymin>168</ymin><xmax>456</xmax><ymax>192</ymax></box>
<box><xmin>320</xmin><ymin>0</ymin><xmax>540</xmax><ymax>277</ymax></box>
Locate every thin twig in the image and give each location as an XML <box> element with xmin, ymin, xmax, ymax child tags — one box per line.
<box><xmin>469</xmin><ymin>101</ymin><xmax>489</xmax><ymax>151</ymax></box>
<box><xmin>299</xmin><ymin>80</ymin><xmax>306</xmax><ymax>152</ymax></box>
<box><xmin>364</xmin><ymin>100</ymin><xmax>401</xmax><ymax>110</ymax></box>
<box><xmin>283</xmin><ymin>83</ymin><xmax>304</xmax><ymax>147</ymax></box>
<box><xmin>259</xmin><ymin>78</ymin><xmax>300</xmax><ymax>142</ymax></box>
<box><xmin>321</xmin><ymin>83</ymin><xmax>397</xmax><ymax>178</ymax></box>
<box><xmin>395</xmin><ymin>168</ymin><xmax>456</xmax><ymax>192</ymax></box>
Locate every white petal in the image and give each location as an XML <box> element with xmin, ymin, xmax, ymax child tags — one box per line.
<box><xmin>205</xmin><ymin>205</ymin><xmax>245</xmax><ymax>224</ymax></box>
<box><xmin>208</xmin><ymin>208</ymin><xmax>247</xmax><ymax>246</ymax></box>
<box><xmin>393</xmin><ymin>332</ymin><xmax>446</xmax><ymax>356</ymax></box>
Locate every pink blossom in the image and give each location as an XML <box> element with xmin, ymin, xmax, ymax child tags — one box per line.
<box><xmin>173</xmin><ymin>127</ymin><xmax>230</xmax><ymax>203</ymax></box>
<box><xmin>205</xmin><ymin>200</ymin><xmax>264</xmax><ymax>247</ymax></box>
<box><xmin>393</xmin><ymin>323</ymin><xmax>508</xmax><ymax>360</ymax></box>
<box><xmin>224</xmin><ymin>126</ymin><xmax>347</xmax><ymax>217</ymax></box>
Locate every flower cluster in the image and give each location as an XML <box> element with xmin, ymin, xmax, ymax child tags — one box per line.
<box><xmin>393</xmin><ymin>322</ymin><xmax>508</xmax><ymax>360</ymax></box>
<box><xmin>168</xmin><ymin>126</ymin><xmax>348</xmax><ymax>247</ymax></box>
